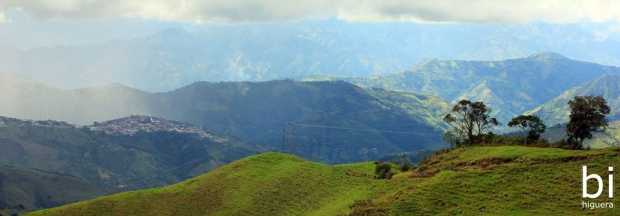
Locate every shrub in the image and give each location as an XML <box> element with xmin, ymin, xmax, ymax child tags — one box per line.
<box><xmin>374</xmin><ymin>162</ymin><xmax>394</xmax><ymax>179</ymax></box>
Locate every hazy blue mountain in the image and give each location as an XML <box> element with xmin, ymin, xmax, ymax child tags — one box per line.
<box><xmin>0</xmin><ymin>77</ymin><xmax>448</xmax><ymax>163</ymax></box>
<box><xmin>350</xmin><ymin>53</ymin><xmax>620</xmax><ymax>123</ymax></box>
<box><xmin>4</xmin><ymin>21</ymin><xmax>620</xmax><ymax>92</ymax></box>
<box><xmin>147</xmin><ymin>80</ymin><xmax>447</xmax><ymax>162</ymax></box>
<box><xmin>0</xmin><ymin>73</ymin><xmax>152</xmax><ymax>125</ymax></box>
<box><xmin>526</xmin><ymin>74</ymin><xmax>620</xmax><ymax>126</ymax></box>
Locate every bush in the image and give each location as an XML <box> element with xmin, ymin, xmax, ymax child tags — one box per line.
<box><xmin>374</xmin><ymin>162</ymin><xmax>394</xmax><ymax>179</ymax></box>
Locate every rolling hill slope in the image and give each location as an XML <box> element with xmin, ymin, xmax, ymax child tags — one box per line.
<box><xmin>28</xmin><ymin>153</ymin><xmax>389</xmax><ymax>216</ymax></box>
<box><xmin>29</xmin><ymin>146</ymin><xmax>620</xmax><ymax>216</ymax></box>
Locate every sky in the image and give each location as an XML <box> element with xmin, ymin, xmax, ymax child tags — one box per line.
<box><xmin>2</xmin><ymin>0</ymin><xmax>620</xmax><ymax>24</ymax></box>
<box><xmin>1</xmin><ymin>1</ymin><xmax>620</xmax><ymax>49</ymax></box>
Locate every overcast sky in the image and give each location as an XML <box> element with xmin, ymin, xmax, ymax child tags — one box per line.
<box><xmin>1</xmin><ymin>1</ymin><xmax>620</xmax><ymax>50</ymax></box>
<box><xmin>1</xmin><ymin>0</ymin><xmax>620</xmax><ymax>24</ymax></box>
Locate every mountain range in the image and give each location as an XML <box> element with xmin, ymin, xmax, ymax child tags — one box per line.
<box><xmin>348</xmin><ymin>53</ymin><xmax>620</xmax><ymax>124</ymax></box>
<box><xmin>0</xmin><ymin>76</ymin><xmax>448</xmax><ymax>163</ymax></box>
<box><xmin>4</xmin><ymin>21</ymin><xmax>620</xmax><ymax>92</ymax></box>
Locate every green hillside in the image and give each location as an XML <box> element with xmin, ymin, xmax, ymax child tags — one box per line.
<box><xmin>29</xmin><ymin>146</ymin><xmax>620</xmax><ymax>216</ymax></box>
<box><xmin>27</xmin><ymin>153</ymin><xmax>391</xmax><ymax>216</ymax></box>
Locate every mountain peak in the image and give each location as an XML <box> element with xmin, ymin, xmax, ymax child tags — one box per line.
<box><xmin>527</xmin><ymin>52</ymin><xmax>567</xmax><ymax>60</ymax></box>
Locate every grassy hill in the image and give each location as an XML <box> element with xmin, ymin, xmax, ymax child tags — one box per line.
<box><xmin>27</xmin><ymin>153</ymin><xmax>390</xmax><ymax>216</ymax></box>
<box><xmin>29</xmin><ymin>146</ymin><xmax>620</xmax><ymax>216</ymax></box>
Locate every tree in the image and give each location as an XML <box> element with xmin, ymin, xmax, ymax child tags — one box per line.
<box><xmin>443</xmin><ymin>100</ymin><xmax>498</xmax><ymax>146</ymax></box>
<box><xmin>566</xmin><ymin>96</ymin><xmax>610</xmax><ymax>149</ymax></box>
<box><xmin>508</xmin><ymin>115</ymin><xmax>546</xmax><ymax>145</ymax></box>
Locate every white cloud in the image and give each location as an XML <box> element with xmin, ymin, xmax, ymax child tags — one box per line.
<box><xmin>2</xmin><ymin>0</ymin><xmax>620</xmax><ymax>24</ymax></box>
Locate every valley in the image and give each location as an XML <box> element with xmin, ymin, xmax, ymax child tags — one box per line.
<box><xmin>3</xmin><ymin>53</ymin><xmax>620</xmax><ymax>214</ymax></box>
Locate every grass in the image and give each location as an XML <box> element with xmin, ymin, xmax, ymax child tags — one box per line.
<box><xmin>28</xmin><ymin>146</ymin><xmax>620</xmax><ymax>216</ymax></box>
<box><xmin>390</xmin><ymin>147</ymin><xmax>620</xmax><ymax>215</ymax></box>
<box><xmin>28</xmin><ymin>152</ymin><xmax>393</xmax><ymax>216</ymax></box>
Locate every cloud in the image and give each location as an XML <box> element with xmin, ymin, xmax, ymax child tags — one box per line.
<box><xmin>2</xmin><ymin>0</ymin><xmax>620</xmax><ymax>24</ymax></box>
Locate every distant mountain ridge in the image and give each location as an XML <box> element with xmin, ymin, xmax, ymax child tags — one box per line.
<box><xmin>527</xmin><ymin>74</ymin><xmax>620</xmax><ymax>126</ymax></box>
<box><xmin>6</xmin><ymin>21</ymin><xmax>620</xmax><ymax>92</ymax></box>
<box><xmin>349</xmin><ymin>53</ymin><xmax>620</xmax><ymax>123</ymax></box>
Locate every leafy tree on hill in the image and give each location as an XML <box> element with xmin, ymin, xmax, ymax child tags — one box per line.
<box><xmin>565</xmin><ymin>96</ymin><xmax>610</xmax><ymax>149</ymax></box>
<box><xmin>508</xmin><ymin>115</ymin><xmax>546</xmax><ymax>145</ymax></box>
<box><xmin>443</xmin><ymin>100</ymin><xmax>498</xmax><ymax>146</ymax></box>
